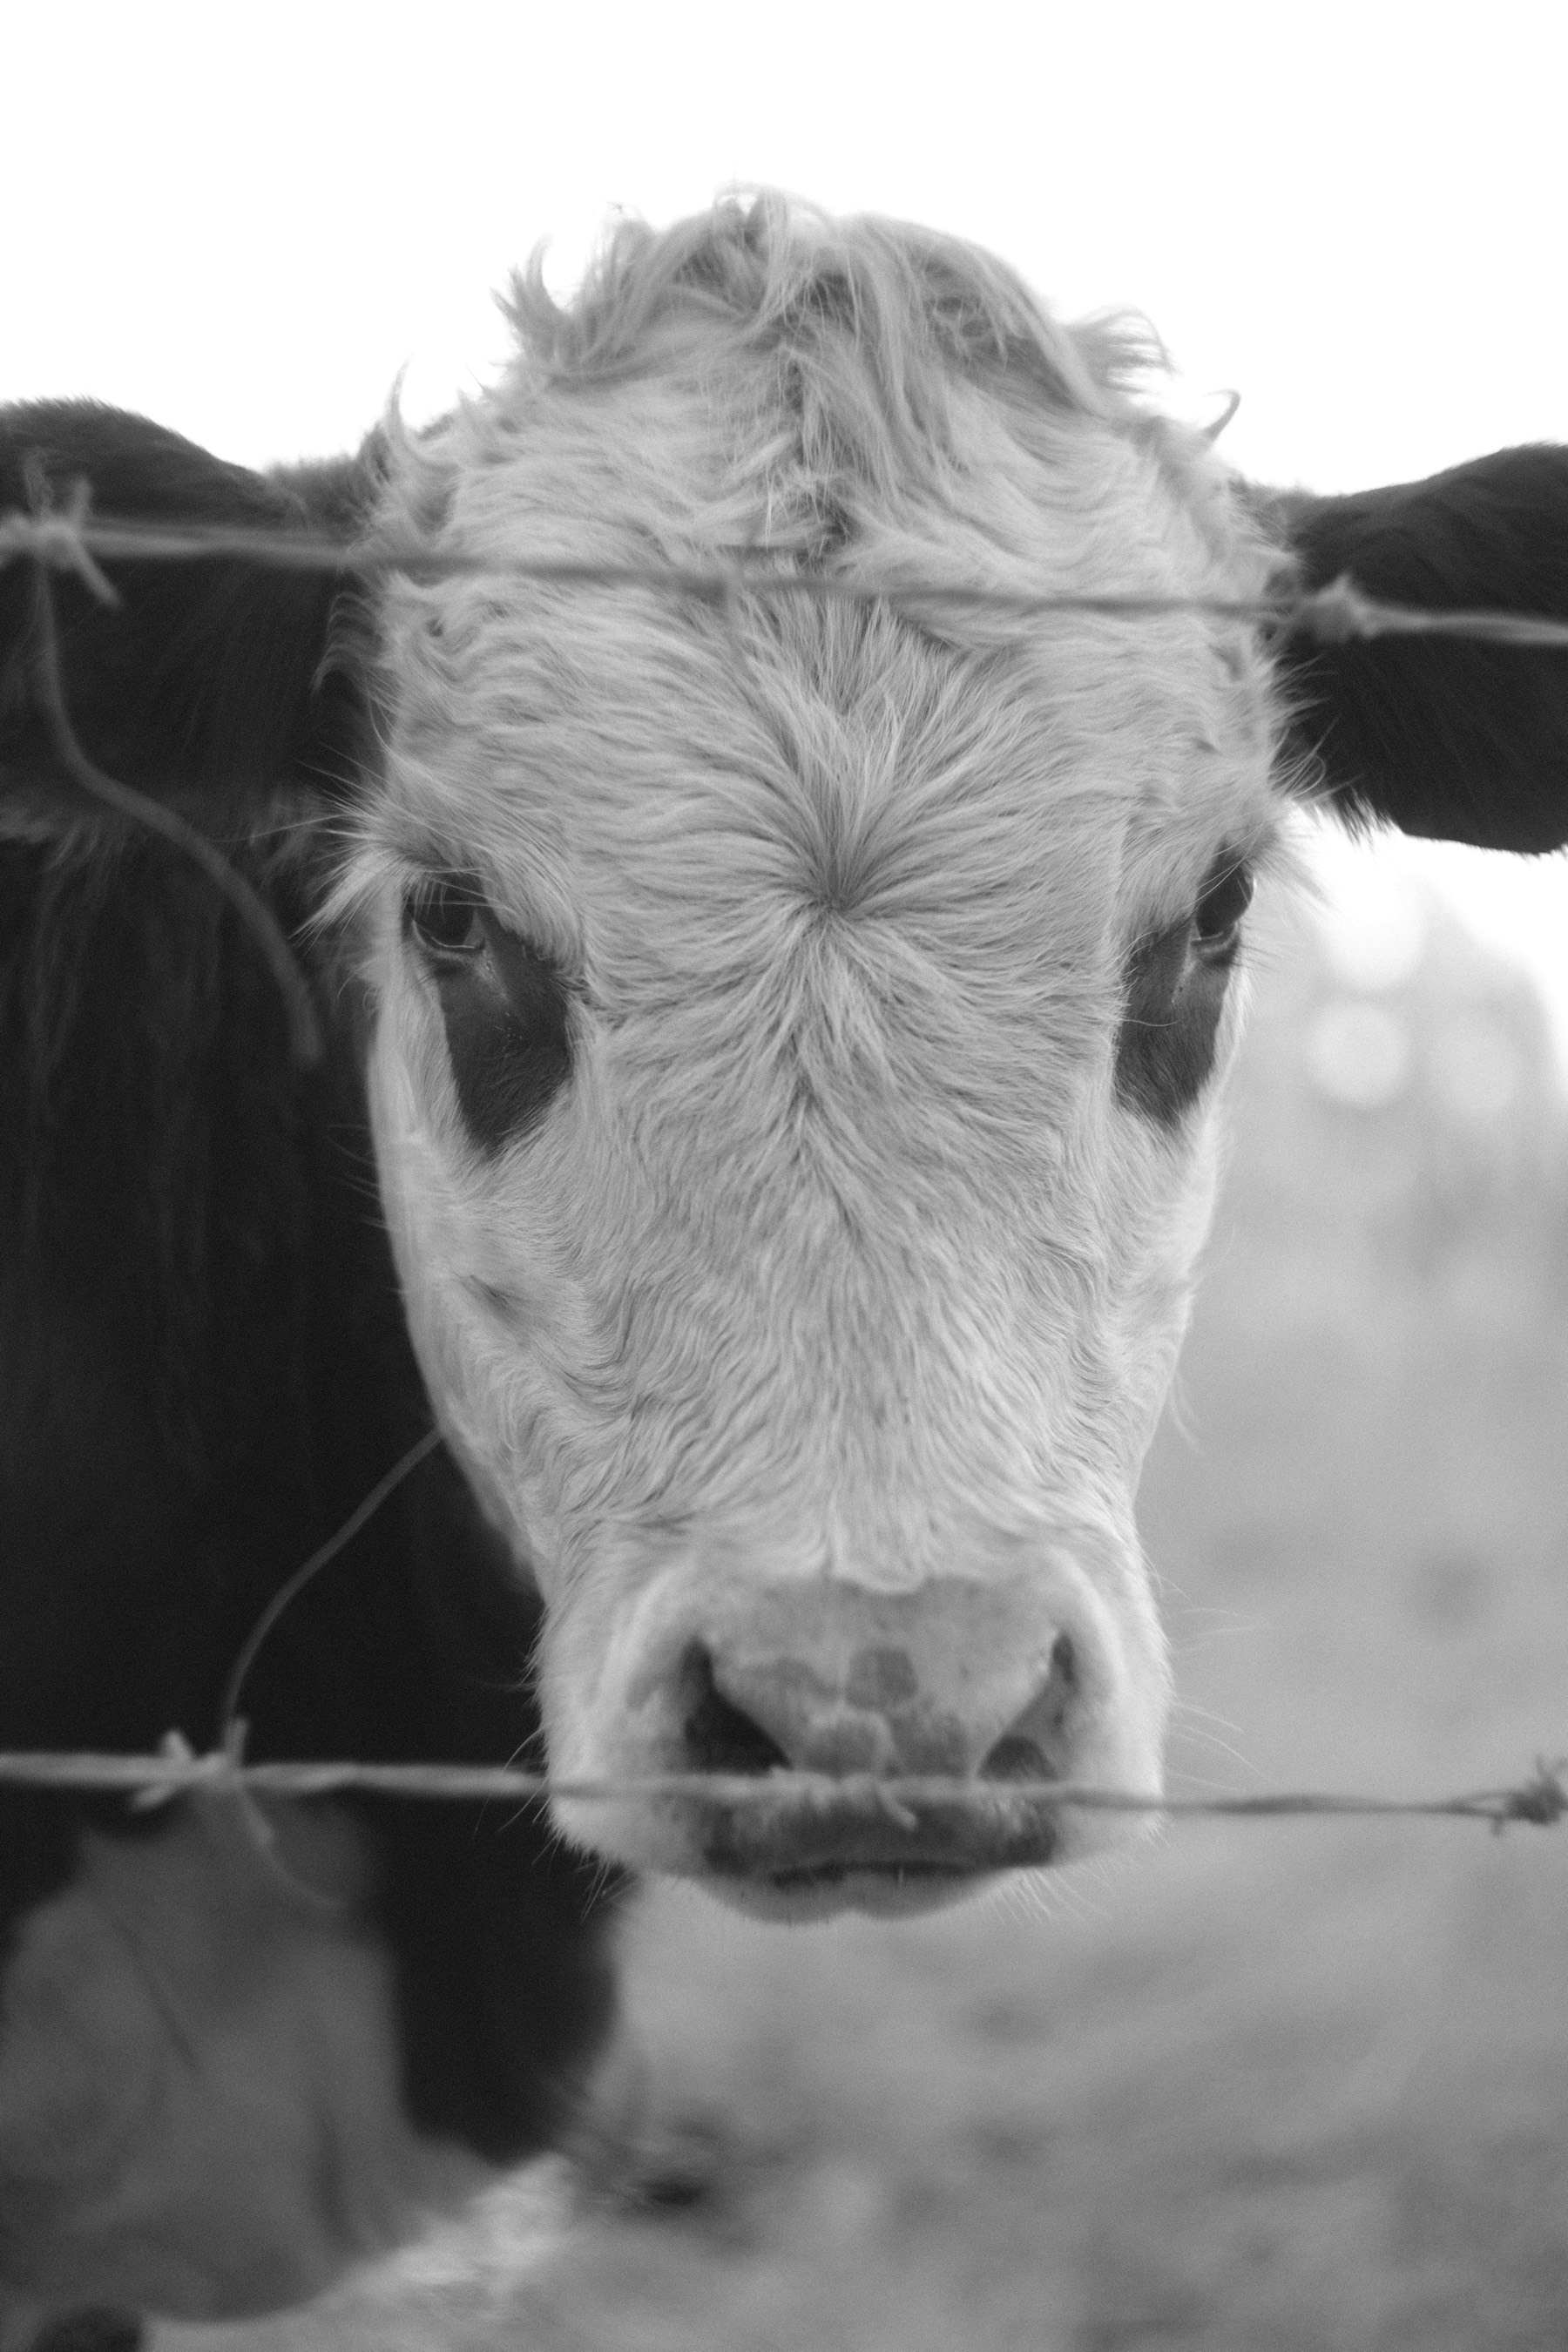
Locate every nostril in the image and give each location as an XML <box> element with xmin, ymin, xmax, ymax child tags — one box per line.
<box><xmin>980</xmin><ymin>1632</ymin><xmax>1077</xmax><ymax>1783</ymax></box>
<box><xmin>679</xmin><ymin>1646</ymin><xmax>791</xmax><ymax>1776</ymax></box>
<box><xmin>982</xmin><ymin>1734</ymin><xmax>1051</xmax><ymax>1783</ymax></box>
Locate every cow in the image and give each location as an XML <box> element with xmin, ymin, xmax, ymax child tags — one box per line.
<box><xmin>2</xmin><ymin>195</ymin><xmax>1565</xmax><ymax>2349</ymax></box>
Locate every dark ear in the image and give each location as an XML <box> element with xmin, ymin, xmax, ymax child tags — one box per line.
<box><xmin>1270</xmin><ymin>444</ymin><xmax>1568</xmax><ymax>852</ymax></box>
<box><xmin>0</xmin><ymin>402</ymin><xmax>377</xmax><ymax>832</ymax></box>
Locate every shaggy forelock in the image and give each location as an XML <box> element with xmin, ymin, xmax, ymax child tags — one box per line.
<box><xmin>368</xmin><ymin>193</ymin><xmax>1248</xmax><ymax>578</ymax></box>
<box><xmin>508</xmin><ymin>192</ymin><xmax>1143</xmax><ymax>436</ymax></box>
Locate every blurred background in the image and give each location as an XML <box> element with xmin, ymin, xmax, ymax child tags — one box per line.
<box><xmin>10</xmin><ymin>2</ymin><xmax>1565</xmax><ymax>2342</ymax></box>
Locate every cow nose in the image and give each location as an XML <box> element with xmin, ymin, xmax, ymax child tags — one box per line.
<box><xmin>677</xmin><ymin>1629</ymin><xmax>1076</xmax><ymax>1783</ymax></box>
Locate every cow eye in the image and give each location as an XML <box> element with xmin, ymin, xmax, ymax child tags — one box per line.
<box><xmin>1116</xmin><ymin>854</ymin><xmax>1254</xmax><ymax>1126</ymax></box>
<box><xmin>402</xmin><ymin>871</ymin><xmax>572</xmax><ymax>1152</ymax></box>
<box><xmin>405</xmin><ymin>873</ymin><xmax>487</xmax><ymax>961</ymax></box>
<box><xmin>1192</xmin><ymin>861</ymin><xmax>1254</xmax><ymax>962</ymax></box>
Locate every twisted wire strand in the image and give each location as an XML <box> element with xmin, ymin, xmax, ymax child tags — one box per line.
<box><xmin>0</xmin><ymin>1747</ymin><xmax>1560</xmax><ymax>1833</ymax></box>
<box><xmin>4</xmin><ymin>502</ymin><xmax>1568</xmax><ymax>648</ymax></box>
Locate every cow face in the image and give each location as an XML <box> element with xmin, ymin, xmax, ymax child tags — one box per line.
<box><xmin>341</xmin><ymin>206</ymin><xmax>1288</xmax><ymax>1915</ymax></box>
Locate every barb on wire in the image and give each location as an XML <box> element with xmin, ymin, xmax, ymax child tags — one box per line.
<box><xmin>13</xmin><ymin>469</ymin><xmax>323</xmax><ymax>1067</ymax></box>
<box><xmin>1</xmin><ymin>477</ymin><xmax>123</xmax><ymax>606</ymax></box>
<box><xmin>4</xmin><ymin>498</ymin><xmax>1568</xmax><ymax>651</ymax></box>
<box><xmin>0</xmin><ymin>1748</ymin><xmax>1560</xmax><ymax>1835</ymax></box>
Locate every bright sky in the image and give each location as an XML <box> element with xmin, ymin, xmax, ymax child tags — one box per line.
<box><xmin>8</xmin><ymin>0</ymin><xmax>1566</xmax><ymax>1057</ymax></box>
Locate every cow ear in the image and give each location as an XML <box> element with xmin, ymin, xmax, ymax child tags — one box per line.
<box><xmin>1</xmin><ymin>401</ymin><xmax>377</xmax><ymax>835</ymax></box>
<box><xmin>1270</xmin><ymin>445</ymin><xmax>1568</xmax><ymax>853</ymax></box>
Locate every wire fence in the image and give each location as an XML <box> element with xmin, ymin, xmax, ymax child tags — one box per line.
<box><xmin>0</xmin><ymin>1745</ymin><xmax>1562</xmax><ymax>1832</ymax></box>
<box><xmin>3</xmin><ymin>478</ymin><xmax>1566</xmax><ymax>1846</ymax></box>
<box><xmin>11</xmin><ymin>492</ymin><xmax>1568</xmax><ymax>643</ymax></box>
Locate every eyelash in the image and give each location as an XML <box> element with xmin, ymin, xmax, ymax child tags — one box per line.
<box><xmin>1191</xmin><ymin>862</ymin><xmax>1254</xmax><ymax>962</ymax></box>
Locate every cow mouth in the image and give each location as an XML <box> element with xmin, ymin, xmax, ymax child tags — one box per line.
<box><xmin>693</xmin><ymin>1789</ymin><xmax>1061</xmax><ymax>1916</ymax></box>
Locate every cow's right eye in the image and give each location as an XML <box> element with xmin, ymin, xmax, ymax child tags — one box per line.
<box><xmin>402</xmin><ymin>872</ymin><xmax>572</xmax><ymax>1152</ymax></box>
<box><xmin>405</xmin><ymin>874</ymin><xmax>486</xmax><ymax>961</ymax></box>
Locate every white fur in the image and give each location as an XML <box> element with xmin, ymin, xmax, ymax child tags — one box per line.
<box><xmin>341</xmin><ymin>197</ymin><xmax>1290</xmax><ymax>1907</ymax></box>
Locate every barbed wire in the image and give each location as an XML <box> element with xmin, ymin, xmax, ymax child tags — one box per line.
<box><xmin>0</xmin><ymin>1743</ymin><xmax>1560</xmax><ymax>1834</ymax></box>
<box><xmin>7</xmin><ymin>497</ymin><xmax>1568</xmax><ymax>647</ymax></box>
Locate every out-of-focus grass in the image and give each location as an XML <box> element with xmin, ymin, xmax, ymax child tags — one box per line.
<box><xmin>165</xmin><ymin>882</ymin><xmax>1568</xmax><ymax>2352</ymax></box>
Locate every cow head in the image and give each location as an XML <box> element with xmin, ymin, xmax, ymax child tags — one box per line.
<box><xmin>335</xmin><ymin>205</ymin><xmax>1299</xmax><ymax>1915</ymax></box>
<box><xmin>7</xmin><ymin>196</ymin><xmax>1565</xmax><ymax>1919</ymax></box>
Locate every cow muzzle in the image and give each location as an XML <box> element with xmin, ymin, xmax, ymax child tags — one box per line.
<box><xmin>550</xmin><ymin>1539</ymin><xmax>1167</xmax><ymax>1918</ymax></box>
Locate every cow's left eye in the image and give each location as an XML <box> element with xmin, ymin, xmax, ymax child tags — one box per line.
<box><xmin>405</xmin><ymin>874</ymin><xmax>487</xmax><ymax>961</ymax></box>
<box><xmin>1192</xmin><ymin>861</ymin><xmax>1254</xmax><ymax>962</ymax></box>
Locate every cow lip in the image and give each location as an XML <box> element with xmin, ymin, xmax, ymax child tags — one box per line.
<box><xmin>762</xmin><ymin>1859</ymin><xmax>972</xmax><ymax>1889</ymax></box>
<box><xmin>694</xmin><ymin>1792</ymin><xmax>1062</xmax><ymax>1882</ymax></box>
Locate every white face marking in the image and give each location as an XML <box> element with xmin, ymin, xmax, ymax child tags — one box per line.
<box><xmin>348</xmin><ymin>207</ymin><xmax>1288</xmax><ymax>1914</ymax></box>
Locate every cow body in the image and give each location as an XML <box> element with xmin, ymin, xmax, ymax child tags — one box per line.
<box><xmin>3</xmin><ymin>197</ymin><xmax>1565</xmax><ymax>2342</ymax></box>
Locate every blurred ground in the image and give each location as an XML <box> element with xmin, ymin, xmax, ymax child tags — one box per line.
<box><xmin>166</xmin><ymin>869</ymin><xmax>1568</xmax><ymax>2351</ymax></box>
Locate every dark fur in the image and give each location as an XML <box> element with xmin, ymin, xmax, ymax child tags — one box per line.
<box><xmin>1272</xmin><ymin>444</ymin><xmax>1568</xmax><ymax>852</ymax></box>
<box><xmin>0</xmin><ymin>407</ymin><xmax>624</xmax><ymax>2335</ymax></box>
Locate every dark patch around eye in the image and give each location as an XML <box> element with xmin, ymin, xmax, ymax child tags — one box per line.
<box><xmin>404</xmin><ymin>875</ymin><xmax>572</xmax><ymax>1152</ymax></box>
<box><xmin>1114</xmin><ymin>854</ymin><xmax>1250</xmax><ymax>1127</ymax></box>
<box><xmin>1114</xmin><ymin>923</ymin><xmax>1230</xmax><ymax>1125</ymax></box>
